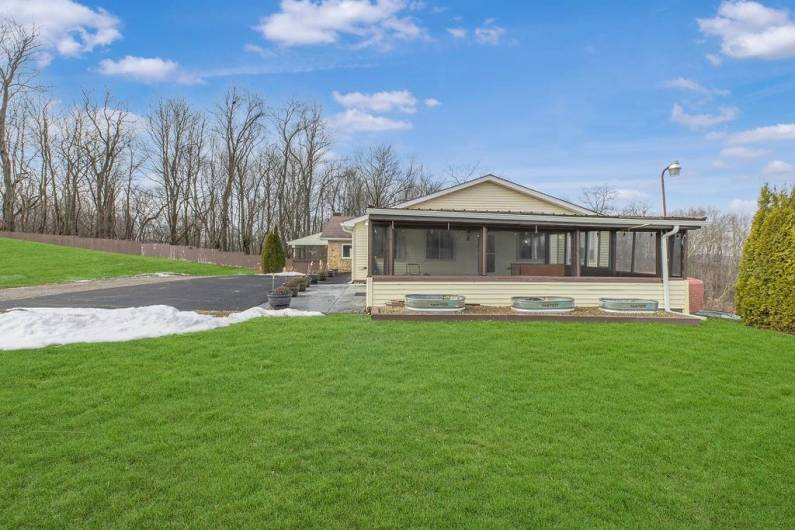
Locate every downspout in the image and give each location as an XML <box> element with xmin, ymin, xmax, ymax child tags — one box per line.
<box><xmin>660</xmin><ymin>224</ymin><xmax>679</xmax><ymax>312</ymax></box>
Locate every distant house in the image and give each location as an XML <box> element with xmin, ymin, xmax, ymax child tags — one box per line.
<box><xmin>288</xmin><ymin>215</ymin><xmax>353</xmax><ymax>272</ymax></box>
<box><xmin>341</xmin><ymin>174</ymin><xmax>706</xmax><ymax>312</ymax></box>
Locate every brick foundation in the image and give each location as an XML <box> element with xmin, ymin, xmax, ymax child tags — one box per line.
<box><xmin>688</xmin><ymin>278</ymin><xmax>704</xmax><ymax>314</ymax></box>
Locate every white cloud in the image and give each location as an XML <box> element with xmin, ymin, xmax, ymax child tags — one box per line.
<box><xmin>763</xmin><ymin>159</ymin><xmax>795</xmax><ymax>174</ymax></box>
<box><xmin>664</xmin><ymin>77</ymin><xmax>730</xmax><ymax>96</ymax></box>
<box><xmin>475</xmin><ymin>19</ymin><xmax>505</xmax><ymax>45</ymax></box>
<box><xmin>256</xmin><ymin>0</ymin><xmax>423</xmax><ymax>48</ymax></box>
<box><xmin>333</xmin><ymin>89</ymin><xmax>418</xmax><ymax>113</ymax></box>
<box><xmin>615</xmin><ymin>189</ymin><xmax>649</xmax><ymax>201</ymax></box>
<box><xmin>330</xmin><ymin>108</ymin><xmax>412</xmax><ymax>132</ymax></box>
<box><xmin>720</xmin><ymin>145</ymin><xmax>769</xmax><ymax>158</ymax></box>
<box><xmin>423</xmin><ymin>98</ymin><xmax>441</xmax><ymax>108</ymax></box>
<box><xmin>698</xmin><ymin>1</ymin><xmax>795</xmax><ymax>60</ymax></box>
<box><xmin>447</xmin><ymin>27</ymin><xmax>466</xmax><ymax>38</ymax></box>
<box><xmin>671</xmin><ymin>103</ymin><xmax>738</xmax><ymax>130</ymax></box>
<box><xmin>712</xmin><ymin>159</ymin><xmax>727</xmax><ymax>168</ymax></box>
<box><xmin>728</xmin><ymin>198</ymin><xmax>757</xmax><ymax>214</ymax></box>
<box><xmin>726</xmin><ymin>123</ymin><xmax>795</xmax><ymax>144</ymax></box>
<box><xmin>243</xmin><ymin>43</ymin><xmax>274</xmax><ymax>58</ymax></box>
<box><xmin>0</xmin><ymin>0</ymin><xmax>121</xmax><ymax>58</ymax></box>
<box><xmin>706</xmin><ymin>53</ymin><xmax>724</xmax><ymax>65</ymax></box>
<box><xmin>98</xmin><ymin>56</ymin><xmax>201</xmax><ymax>85</ymax></box>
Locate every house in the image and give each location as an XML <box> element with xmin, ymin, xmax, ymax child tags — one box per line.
<box><xmin>288</xmin><ymin>215</ymin><xmax>353</xmax><ymax>272</ymax></box>
<box><xmin>341</xmin><ymin>174</ymin><xmax>706</xmax><ymax>313</ymax></box>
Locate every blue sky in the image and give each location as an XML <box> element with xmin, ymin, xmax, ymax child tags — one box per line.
<box><xmin>9</xmin><ymin>0</ymin><xmax>795</xmax><ymax>213</ymax></box>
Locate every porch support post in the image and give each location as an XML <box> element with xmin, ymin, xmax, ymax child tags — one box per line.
<box><xmin>387</xmin><ymin>221</ymin><xmax>395</xmax><ymax>276</ymax></box>
<box><xmin>572</xmin><ymin>230</ymin><xmax>581</xmax><ymax>276</ymax></box>
<box><xmin>367</xmin><ymin>220</ymin><xmax>373</xmax><ymax>277</ymax></box>
<box><xmin>480</xmin><ymin>225</ymin><xmax>487</xmax><ymax>276</ymax></box>
<box><xmin>609</xmin><ymin>230</ymin><xmax>617</xmax><ymax>276</ymax></box>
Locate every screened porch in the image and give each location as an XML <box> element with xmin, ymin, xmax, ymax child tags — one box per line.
<box><xmin>368</xmin><ymin>221</ymin><xmax>685</xmax><ymax>279</ymax></box>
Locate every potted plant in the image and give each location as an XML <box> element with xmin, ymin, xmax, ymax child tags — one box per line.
<box><xmin>309</xmin><ymin>273</ymin><xmax>319</xmax><ymax>284</ymax></box>
<box><xmin>285</xmin><ymin>279</ymin><xmax>300</xmax><ymax>297</ymax></box>
<box><xmin>318</xmin><ymin>270</ymin><xmax>328</xmax><ymax>281</ymax></box>
<box><xmin>268</xmin><ymin>286</ymin><xmax>292</xmax><ymax>309</ymax></box>
<box><xmin>297</xmin><ymin>276</ymin><xmax>307</xmax><ymax>291</ymax></box>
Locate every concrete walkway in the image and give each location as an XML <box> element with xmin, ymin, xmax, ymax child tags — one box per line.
<box><xmin>289</xmin><ymin>282</ymin><xmax>366</xmax><ymax>313</ymax></box>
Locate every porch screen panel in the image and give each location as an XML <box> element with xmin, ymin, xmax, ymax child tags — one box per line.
<box><xmin>633</xmin><ymin>231</ymin><xmax>657</xmax><ymax>274</ymax></box>
<box><xmin>670</xmin><ymin>232</ymin><xmax>683</xmax><ymax>277</ymax></box>
<box><xmin>371</xmin><ymin>224</ymin><xmax>388</xmax><ymax>275</ymax></box>
<box><xmin>393</xmin><ymin>226</ymin><xmax>480</xmax><ymax>276</ymax></box>
<box><xmin>548</xmin><ymin>233</ymin><xmax>568</xmax><ymax>265</ymax></box>
<box><xmin>581</xmin><ymin>231</ymin><xmax>610</xmax><ymax>268</ymax></box>
<box><xmin>615</xmin><ymin>231</ymin><xmax>657</xmax><ymax>275</ymax></box>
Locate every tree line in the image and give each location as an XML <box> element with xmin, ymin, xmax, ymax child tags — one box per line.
<box><xmin>0</xmin><ymin>22</ymin><xmax>442</xmax><ymax>254</ymax></box>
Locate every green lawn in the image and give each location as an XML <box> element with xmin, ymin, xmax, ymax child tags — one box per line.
<box><xmin>1</xmin><ymin>316</ymin><xmax>793</xmax><ymax>528</ymax></box>
<box><xmin>0</xmin><ymin>238</ymin><xmax>252</xmax><ymax>288</ymax></box>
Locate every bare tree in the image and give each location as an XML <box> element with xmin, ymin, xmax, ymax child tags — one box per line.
<box><xmin>81</xmin><ymin>90</ymin><xmax>135</xmax><ymax>238</ymax></box>
<box><xmin>213</xmin><ymin>88</ymin><xmax>265</xmax><ymax>251</ymax></box>
<box><xmin>580</xmin><ymin>185</ymin><xmax>617</xmax><ymax>214</ymax></box>
<box><xmin>0</xmin><ymin>21</ymin><xmax>38</xmax><ymax>231</ymax></box>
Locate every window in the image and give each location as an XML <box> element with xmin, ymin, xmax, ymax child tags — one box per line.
<box><xmin>426</xmin><ymin>229</ymin><xmax>454</xmax><ymax>260</ymax></box>
<box><xmin>341</xmin><ymin>244</ymin><xmax>352</xmax><ymax>259</ymax></box>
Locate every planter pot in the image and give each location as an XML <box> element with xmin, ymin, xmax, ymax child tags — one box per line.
<box><xmin>309</xmin><ymin>274</ymin><xmax>318</xmax><ymax>284</ymax></box>
<box><xmin>405</xmin><ymin>294</ymin><xmax>466</xmax><ymax>313</ymax></box>
<box><xmin>288</xmin><ymin>286</ymin><xmax>299</xmax><ymax>297</ymax></box>
<box><xmin>297</xmin><ymin>281</ymin><xmax>307</xmax><ymax>292</ymax></box>
<box><xmin>268</xmin><ymin>293</ymin><xmax>292</xmax><ymax>309</ymax></box>
<box><xmin>318</xmin><ymin>274</ymin><xmax>328</xmax><ymax>282</ymax></box>
<box><xmin>599</xmin><ymin>298</ymin><xmax>658</xmax><ymax>313</ymax></box>
<box><xmin>512</xmin><ymin>296</ymin><xmax>575</xmax><ymax>313</ymax></box>
<box><xmin>328</xmin><ymin>269</ymin><xmax>336</xmax><ymax>277</ymax></box>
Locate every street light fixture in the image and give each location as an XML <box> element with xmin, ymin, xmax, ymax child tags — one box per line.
<box><xmin>660</xmin><ymin>160</ymin><xmax>681</xmax><ymax>216</ymax></box>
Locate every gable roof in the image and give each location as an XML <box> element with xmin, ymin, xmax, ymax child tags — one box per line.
<box><xmin>395</xmin><ymin>174</ymin><xmax>594</xmax><ymax>214</ymax></box>
<box><xmin>288</xmin><ymin>232</ymin><xmax>325</xmax><ymax>247</ymax></box>
<box><xmin>319</xmin><ymin>215</ymin><xmax>354</xmax><ymax>240</ymax></box>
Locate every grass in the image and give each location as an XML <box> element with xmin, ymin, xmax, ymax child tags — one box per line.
<box><xmin>1</xmin><ymin>316</ymin><xmax>793</xmax><ymax>528</ymax></box>
<box><xmin>0</xmin><ymin>238</ymin><xmax>252</xmax><ymax>288</ymax></box>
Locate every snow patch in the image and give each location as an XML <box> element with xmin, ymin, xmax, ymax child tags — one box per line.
<box><xmin>0</xmin><ymin>305</ymin><xmax>323</xmax><ymax>350</ymax></box>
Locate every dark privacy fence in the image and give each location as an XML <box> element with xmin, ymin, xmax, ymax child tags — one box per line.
<box><xmin>0</xmin><ymin>231</ymin><xmax>259</xmax><ymax>269</ymax></box>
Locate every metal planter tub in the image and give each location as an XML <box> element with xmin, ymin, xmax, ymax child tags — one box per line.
<box><xmin>511</xmin><ymin>296</ymin><xmax>575</xmax><ymax>313</ymax></box>
<box><xmin>599</xmin><ymin>298</ymin><xmax>658</xmax><ymax>313</ymax></box>
<box><xmin>405</xmin><ymin>294</ymin><xmax>466</xmax><ymax>313</ymax></box>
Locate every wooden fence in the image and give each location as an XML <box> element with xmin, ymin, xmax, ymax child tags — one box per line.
<box><xmin>0</xmin><ymin>231</ymin><xmax>259</xmax><ymax>269</ymax></box>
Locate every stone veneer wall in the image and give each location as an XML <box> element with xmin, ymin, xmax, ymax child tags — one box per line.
<box><xmin>327</xmin><ymin>240</ymin><xmax>352</xmax><ymax>272</ymax></box>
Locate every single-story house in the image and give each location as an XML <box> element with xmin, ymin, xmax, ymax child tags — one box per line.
<box><xmin>288</xmin><ymin>215</ymin><xmax>353</xmax><ymax>272</ymax></box>
<box><xmin>341</xmin><ymin>174</ymin><xmax>706</xmax><ymax>313</ymax></box>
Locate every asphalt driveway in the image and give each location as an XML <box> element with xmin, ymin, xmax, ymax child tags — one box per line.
<box><xmin>0</xmin><ymin>273</ymin><xmax>362</xmax><ymax>312</ymax></box>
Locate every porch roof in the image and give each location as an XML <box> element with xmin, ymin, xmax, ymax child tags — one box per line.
<box><xmin>287</xmin><ymin>232</ymin><xmax>326</xmax><ymax>247</ymax></box>
<box><xmin>361</xmin><ymin>207</ymin><xmax>707</xmax><ymax>230</ymax></box>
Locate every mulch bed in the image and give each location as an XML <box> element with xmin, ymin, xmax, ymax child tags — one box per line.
<box><xmin>372</xmin><ymin>304</ymin><xmax>702</xmax><ymax>325</ymax></box>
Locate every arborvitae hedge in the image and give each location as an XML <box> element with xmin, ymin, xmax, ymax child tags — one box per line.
<box><xmin>261</xmin><ymin>229</ymin><xmax>286</xmax><ymax>273</ymax></box>
<box><xmin>735</xmin><ymin>185</ymin><xmax>795</xmax><ymax>332</ymax></box>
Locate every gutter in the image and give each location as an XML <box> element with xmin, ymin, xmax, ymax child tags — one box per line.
<box><xmin>365</xmin><ymin>208</ymin><xmax>707</xmax><ymax>229</ymax></box>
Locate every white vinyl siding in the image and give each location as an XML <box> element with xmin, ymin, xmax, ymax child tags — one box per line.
<box><xmin>410</xmin><ymin>181</ymin><xmax>578</xmax><ymax>214</ymax></box>
<box><xmin>367</xmin><ymin>279</ymin><xmax>690</xmax><ymax>313</ymax></box>
<box><xmin>351</xmin><ymin>221</ymin><xmax>369</xmax><ymax>281</ymax></box>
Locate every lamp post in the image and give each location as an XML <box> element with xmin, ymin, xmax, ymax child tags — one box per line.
<box><xmin>660</xmin><ymin>160</ymin><xmax>681</xmax><ymax>217</ymax></box>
